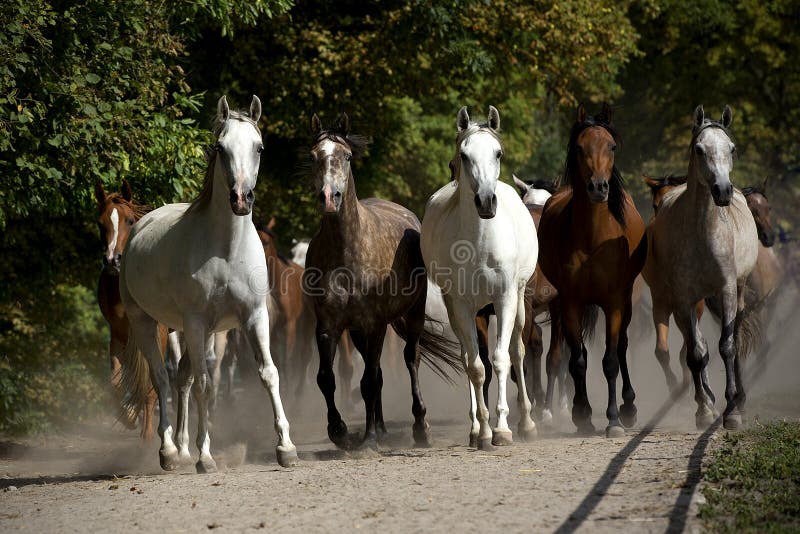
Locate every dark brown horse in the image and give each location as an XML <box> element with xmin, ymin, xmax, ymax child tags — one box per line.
<box><xmin>95</xmin><ymin>180</ymin><xmax>165</xmax><ymax>439</ymax></box>
<box><xmin>304</xmin><ymin>113</ymin><xmax>459</xmax><ymax>449</ymax></box>
<box><xmin>538</xmin><ymin>103</ymin><xmax>646</xmax><ymax>437</ymax></box>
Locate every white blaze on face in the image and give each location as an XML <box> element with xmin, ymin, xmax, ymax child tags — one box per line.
<box><xmin>107</xmin><ymin>208</ymin><xmax>119</xmax><ymax>262</ymax></box>
<box><xmin>318</xmin><ymin>138</ymin><xmax>337</xmax><ymax>157</ymax></box>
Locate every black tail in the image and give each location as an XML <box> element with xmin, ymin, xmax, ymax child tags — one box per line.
<box><xmin>706</xmin><ymin>286</ymin><xmax>766</xmax><ymax>361</ymax></box>
<box><xmin>582</xmin><ymin>305</ymin><xmax>600</xmax><ymax>342</ymax></box>
<box><xmin>392</xmin><ymin>315</ymin><xmax>463</xmax><ymax>385</ymax></box>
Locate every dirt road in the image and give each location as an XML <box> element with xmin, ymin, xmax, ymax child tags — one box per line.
<box><xmin>2</xmin><ymin>289</ymin><xmax>798</xmax><ymax>533</ymax></box>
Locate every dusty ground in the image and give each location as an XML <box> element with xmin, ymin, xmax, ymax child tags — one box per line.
<box><xmin>1</xmin><ymin>288</ymin><xmax>798</xmax><ymax>533</ymax></box>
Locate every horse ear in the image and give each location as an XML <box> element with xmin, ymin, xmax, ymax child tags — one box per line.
<box><xmin>267</xmin><ymin>216</ymin><xmax>276</xmax><ymax>230</ymax></box>
<box><xmin>576</xmin><ymin>103</ymin><xmax>587</xmax><ymax>123</ymax></box>
<box><xmin>311</xmin><ymin>113</ymin><xmax>322</xmax><ymax>135</ymax></box>
<box><xmin>336</xmin><ymin>112</ymin><xmax>350</xmax><ymax>136</ymax></box>
<box><xmin>217</xmin><ymin>95</ymin><xmax>229</xmax><ymax>121</ymax></box>
<box><xmin>249</xmin><ymin>95</ymin><xmax>262</xmax><ymax>123</ymax></box>
<box><xmin>512</xmin><ymin>174</ymin><xmax>528</xmax><ymax>196</ymax></box>
<box><xmin>448</xmin><ymin>159</ymin><xmax>456</xmax><ymax>181</ymax></box>
<box><xmin>94</xmin><ymin>182</ymin><xmax>106</xmax><ymax>206</ymax></box>
<box><xmin>600</xmin><ymin>102</ymin><xmax>614</xmax><ymax>124</ymax></box>
<box><xmin>643</xmin><ymin>175</ymin><xmax>659</xmax><ymax>190</ymax></box>
<box><xmin>121</xmin><ymin>179</ymin><xmax>133</xmax><ymax>202</ymax></box>
<box><xmin>693</xmin><ymin>104</ymin><xmax>705</xmax><ymax>129</ymax></box>
<box><xmin>488</xmin><ymin>106</ymin><xmax>500</xmax><ymax>130</ymax></box>
<box><xmin>457</xmin><ymin>106</ymin><xmax>470</xmax><ymax>132</ymax></box>
<box><xmin>721</xmin><ymin>105</ymin><xmax>732</xmax><ymax>128</ymax></box>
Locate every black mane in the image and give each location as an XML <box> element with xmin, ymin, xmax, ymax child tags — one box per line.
<box><xmin>741</xmin><ymin>185</ymin><xmax>766</xmax><ymax>199</ymax></box>
<box><xmin>529</xmin><ymin>178</ymin><xmax>558</xmax><ymax>194</ymax></box>
<box><xmin>647</xmin><ymin>174</ymin><xmax>687</xmax><ymax>191</ymax></box>
<box><xmin>564</xmin><ymin>112</ymin><xmax>627</xmax><ymax>227</ymax></box>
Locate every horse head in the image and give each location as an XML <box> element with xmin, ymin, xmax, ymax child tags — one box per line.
<box><xmin>742</xmin><ymin>181</ymin><xmax>776</xmax><ymax>247</ymax></box>
<box><xmin>643</xmin><ymin>174</ymin><xmax>687</xmax><ymax>214</ymax></box>
<box><xmin>309</xmin><ymin>112</ymin><xmax>369</xmax><ymax>215</ymax></box>
<box><xmin>214</xmin><ymin>95</ymin><xmax>263</xmax><ymax>216</ymax></box>
<box><xmin>95</xmin><ymin>179</ymin><xmax>138</xmax><ymax>273</ymax></box>
<box><xmin>690</xmin><ymin>104</ymin><xmax>735</xmax><ymax>207</ymax></box>
<box><xmin>512</xmin><ymin>174</ymin><xmax>556</xmax><ymax>207</ymax></box>
<box><xmin>570</xmin><ymin>103</ymin><xmax>618</xmax><ymax>204</ymax></box>
<box><xmin>454</xmin><ymin>106</ymin><xmax>503</xmax><ymax>219</ymax></box>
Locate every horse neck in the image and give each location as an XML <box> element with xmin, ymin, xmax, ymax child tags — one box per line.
<box><xmin>686</xmin><ymin>159</ymin><xmax>718</xmax><ymax>226</ymax></box>
<box><xmin>318</xmin><ymin>170</ymin><xmax>363</xmax><ymax>247</ymax></box>
<box><xmin>204</xmin><ymin>161</ymin><xmax>252</xmax><ymax>250</ymax></box>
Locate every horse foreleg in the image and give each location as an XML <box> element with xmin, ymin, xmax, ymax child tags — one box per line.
<box><xmin>182</xmin><ymin>322</ymin><xmax>216</xmax><ymax>473</ymax></box>
<box><xmin>349</xmin><ymin>328</ymin><xmax>386</xmax><ymax>449</ymax></box>
<box><xmin>542</xmin><ymin>298</ymin><xmax>563</xmax><ymax>424</ymax></box>
<box><xmin>617</xmin><ymin>295</ymin><xmax>637</xmax><ymax>429</ymax></box>
<box><xmin>674</xmin><ymin>306</ymin><xmax>714</xmax><ymax>429</ymax></box>
<box><xmin>601</xmin><ymin>302</ymin><xmax>625</xmax><ymax>438</ymax></box>
<box><xmin>528</xmin><ymin>322</ymin><xmax>545</xmax><ymax>420</ymax></box>
<box><xmin>509</xmin><ymin>288</ymin><xmax>536</xmax><ymax>441</ymax></box>
<box><xmin>315</xmin><ymin>323</ymin><xmax>347</xmax><ymax>449</ymax></box>
<box><xmin>719</xmin><ymin>283</ymin><xmax>743</xmax><ymax>430</ymax></box>
<box><xmin>336</xmin><ymin>333</ymin><xmax>355</xmax><ymax>409</ymax></box>
<box><xmin>175</xmin><ymin>353</ymin><xmax>193</xmax><ymax>464</ymax></box>
<box><xmin>563</xmin><ymin>303</ymin><xmax>593</xmax><ymax>435</ymax></box>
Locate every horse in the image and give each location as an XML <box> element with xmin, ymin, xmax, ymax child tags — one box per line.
<box><xmin>644</xmin><ymin>173</ymin><xmax>781</xmax><ymax>383</ymax></box>
<box><xmin>422</xmin><ymin>106</ymin><xmax>538</xmax><ymax>449</ymax></box>
<box><xmin>474</xmin><ymin>175</ymin><xmax>571</xmax><ymax>422</ymax></box>
<box><xmin>290</xmin><ymin>239</ymin><xmax>310</xmax><ymax>267</ymax></box>
<box><xmin>95</xmin><ymin>179</ymin><xmax>164</xmax><ymax>440</ymax></box>
<box><xmin>304</xmin><ymin>112</ymin><xmax>460</xmax><ymax>450</ymax></box>
<box><xmin>643</xmin><ymin>105</ymin><xmax>759</xmax><ymax>430</ymax></box>
<box><xmin>119</xmin><ymin>95</ymin><xmax>297</xmax><ymax>472</ymax></box>
<box><xmin>538</xmin><ymin>103</ymin><xmax>646</xmax><ymax>437</ymax></box>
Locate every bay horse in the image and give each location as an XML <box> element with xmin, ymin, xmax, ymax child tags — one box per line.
<box><xmin>538</xmin><ymin>103</ymin><xmax>646</xmax><ymax>437</ymax></box>
<box><xmin>643</xmin><ymin>105</ymin><xmax>758</xmax><ymax>430</ymax></box>
<box><xmin>422</xmin><ymin>106</ymin><xmax>538</xmax><ymax>449</ymax></box>
<box><xmin>304</xmin><ymin>112</ymin><xmax>460</xmax><ymax>450</ymax></box>
<box><xmin>119</xmin><ymin>96</ymin><xmax>297</xmax><ymax>472</ymax></box>
<box><xmin>95</xmin><ymin>179</ymin><xmax>164</xmax><ymax>439</ymax></box>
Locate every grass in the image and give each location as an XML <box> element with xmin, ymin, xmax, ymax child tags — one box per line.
<box><xmin>699</xmin><ymin>420</ymin><xmax>800</xmax><ymax>533</ymax></box>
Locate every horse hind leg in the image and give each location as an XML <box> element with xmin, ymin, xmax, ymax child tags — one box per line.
<box><xmin>182</xmin><ymin>323</ymin><xmax>217</xmax><ymax>474</ymax></box>
<box><xmin>174</xmin><ymin>352</ymin><xmax>194</xmax><ymax>464</ymax></box>
<box><xmin>652</xmin><ymin>303</ymin><xmax>680</xmax><ymax>396</ymax></box>
<box><xmin>542</xmin><ymin>298</ymin><xmax>564</xmax><ymax>425</ymax></box>
<box><xmin>563</xmin><ymin>305</ymin><xmax>593</xmax><ymax>435</ymax></box>
<box><xmin>399</xmin><ymin>291</ymin><xmax>432</xmax><ymax>447</ymax></box>
<box><xmin>528</xmin><ymin>322</ymin><xmax>545</xmax><ymax>421</ymax></box>
<box><xmin>674</xmin><ymin>307</ymin><xmax>715</xmax><ymax>429</ymax></box>
<box><xmin>349</xmin><ymin>328</ymin><xmax>387</xmax><ymax>450</ymax></box>
<box><xmin>617</xmin><ymin>297</ymin><xmax>637</xmax><ymax>429</ymax></box>
<box><xmin>476</xmin><ymin>312</ymin><xmax>492</xmax><ymax>409</ymax></box>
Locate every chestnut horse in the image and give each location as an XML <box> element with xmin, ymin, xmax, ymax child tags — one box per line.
<box><xmin>538</xmin><ymin>103</ymin><xmax>646</xmax><ymax>437</ymax></box>
<box><xmin>304</xmin><ymin>113</ymin><xmax>460</xmax><ymax>449</ymax></box>
<box><xmin>95</xmin><ymin>180</ymin><xmax>165</xmax><ymax>439</ymax></box>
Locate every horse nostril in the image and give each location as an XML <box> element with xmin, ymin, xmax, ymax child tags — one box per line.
<box><xmin>334</xmin><ymin>191</ymin><xmax>342</xmax><ymax>199</ymax></box>
<box><xmin>712</xmin><ymin>184</ymin><xmax>721</xmax><ymax>198</ymax></box>
<box><xmin>246</xmin><ymin>190</ymin><xmax>255</xmax><ymax>202</ymax></box>
<box><xmin>102</xmin><ymin>256</ymin><xmax>110</xmax><ymax>266</ymax></box>
<box><xmin>601</xmin><ymin>181</ymin><xmax>609</xmax><ymax>192</ymax></box>
<box><xmin>473</xmin><ymin>194</ymin><xmax>482</xmax><ymax>209</ymax></box>
<box><xmin>587</xmin><ymin>182</ymin><xmax>595</xmax><ymax>193</ymax></box>
<box><xmin>229</xmin><ymin>190</ymin><xmax>238</xmax><ymax>203</ymax></box>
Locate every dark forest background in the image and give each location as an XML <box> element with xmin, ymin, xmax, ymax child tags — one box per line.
<box><xmin>1</xmin><ymin>0</ymin><xmax>798</xmax><ymax>431</ymax></box>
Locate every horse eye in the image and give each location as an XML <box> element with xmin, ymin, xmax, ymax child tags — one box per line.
<box><xmin>496</xmin><ymin>150</ymin><xmax>503</xmax><ymax>159</ymax></box>
<box><xmin>611</xmin><ymin>144</ymin><xmax>617</xmax><ymax>152</ymax></box>
<box><xmin>344</xmin><ymin>153</ymin><xmax>352</xmax><ymax>162</ymax></box>
<box><xmin>215</xmin><ymin>143</ymin><xmax>223</xmax><ymax>153</ymax></box>
<box><xmin>257</xmin><ymin>145</ymin><xmax>264</xmax><ymax>154</ymax></box>
<box><xmin>694</xmin><ymin>145</ymin><xmax>704</xmax><ymax>156</ymax></box>
<box><xmin>460</xmin><ymin>151</ymin><xmax>468</xmax><ymax>161</ymax></box>
<box><xmin>127</xmin><ymin>218</ymin><xmax>134</xmax><ymax>225</ymax></box>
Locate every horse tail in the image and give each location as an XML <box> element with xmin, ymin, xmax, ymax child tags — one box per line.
<box><xmin>582</xmin><ymin>305</ymin><xmax>600</xmax><ymax>342</ymax></box>
<box><xmin>118</xmin><ymin>333</ymin><xmax>152</xmax><ymax>428</ymax></box>
<box><xmin>392</xmin><ymin>316</ymin><xmax>463</xmax><ymax>385</ymax></box>
<box><xmin>734</xmin><ymin>286</ymin><xmax>766</xmax><ymax>361</ymax></box>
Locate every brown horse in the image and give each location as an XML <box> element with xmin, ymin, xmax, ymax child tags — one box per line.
<box><xmin>538</xmin><ymin>103</ymin><xmax>646</xmax><ymax>437</ymax></box>
<box><xmin>304</xmin><ymin>113</ymin><xmax>460</xmax><ymax>449</ymax></box>
<box><xmin>95</xmin><ymin>180</ymin><xmax>164</xmax><ymax>439</ymax></box>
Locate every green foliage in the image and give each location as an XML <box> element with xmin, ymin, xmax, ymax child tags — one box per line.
<box><xmin>0</xmin><ymin>284</ymin><xmax>109</xmax><ymax>433</ymax></box>
<box><xmin>700</xmin><ymin>421</ymin><xmax>800</xmax><ymax>533</ymax></box>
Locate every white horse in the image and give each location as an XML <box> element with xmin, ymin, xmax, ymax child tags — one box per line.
<box><xmin>119</xmin><ymin>95</ymin><xmax>297</xmax><ymax>472</ymax></box>
<box><xmin>421</xmin><ymin>106</ymin><xmax>538</xmax><ymax>449</ymax></box>
<box><xmin>643</xmin><ymin>105</ymin><xmax>759</xmax><ymax>430</ymax></box>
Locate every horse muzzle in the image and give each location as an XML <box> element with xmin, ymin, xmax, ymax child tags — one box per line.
<box><xmin>711</xmin><ymin>182</ymin><xmax>733</xmax><ymax>207</ymax></box>
<box><xmin>587</xmin><ymin>179</ymin><xmax>609</xmax><ymax>203</ymax></box>
<box><xmin>103</xmin><ymin>253</ymin><xmax>122</xmax><ymax>274</ymax></box>
<box><xmin>230</xmin><ymin>187</ymin><xmax>255</xmax><ymax>216</ymax></box>
<box><xmin>320</xmin><ymin>184</ymin><xmax>342</xmax><ymax>214</ymax></box>
<box><xmin>474</xmin><ymin>193</ymin><xmax>497</xmax><ymax>219</ymax></box>
<box><xmin>759</xmin><ymin>228</ymin><xmax>776</xmax><ymax>247</ymax></box>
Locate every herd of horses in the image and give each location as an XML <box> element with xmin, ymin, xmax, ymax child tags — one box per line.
<box><xmin>94</xmin><ymin>96</ymin><xmax>785</xmax><ymax>473</ymax></box>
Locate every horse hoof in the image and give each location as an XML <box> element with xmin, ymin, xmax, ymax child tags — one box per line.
<box><xmin>540</xmin><ymin>409</ymin><xmax>554</xmax><ymax>426</ymax></box>
<box><xmin>695</xmin><ymin>411</ymin><xmax>715</xmax><ymax>429</ymax></box>
<box><xmin>196</xmin><ymin>456</ymin><xmax>218</xmax><ymax>474</ymax></box>
<box><xmin>478</xmin><ymin>437</ymin><xmax>495</xmax><ymax>451</ymax></box>
<box><xmin>576</xmin><ymin>423</ymin><xmax>596</xmax><ymax>437</ymax></box>
<box><xmin>605</xmin><ymin>425</ymin><xmax>625</xmax><ymax>438</ymax></box>
<box><xmin>491</xmin><ymin>430</ymin><xmax>513</xmax><ymax>446</ymax></box>
<box><xmin>723</xmin><ymin>414</ymin><xmax>742</xmax><ymax>430</ymax></box>
<box><xmin>519</xmin><ymin>425</ymin><xmax>538</xmax><ymax>442</ymax></box>
<box><xmin>328</xmin><ymin>421</ymin><xmax>348</xmax><ymax>449</ymax></box>
<box><xmin>468</xmin><ymin>434</ymin><xmax>478</xmax><ymax>448</ymax></box>
<box><xmin>413</xmin><ymin>423</ymin><xmax>431</xmax><ymax>449</ymax></box>
<box><xmin>159</xmin><ymin>449</ymin><xmax>180</xmax><ymax>471</ymax></box>
<box><xmin>277</xmin><ymin>446</ymin><xmax>299</xmax><ymax>467</ymax></box>
<box><xmin>620</xmin><ymin>404</ymin><xmax>638</xmax><ymax>428</ymax></box>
